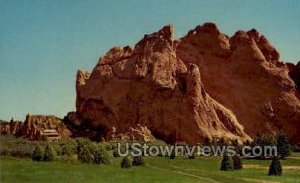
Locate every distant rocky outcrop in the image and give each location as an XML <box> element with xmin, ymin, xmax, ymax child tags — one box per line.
<box><xmin>1</xmin><ymin>114</ymin><xmax>71</xmax><ymax>140</ymax></box>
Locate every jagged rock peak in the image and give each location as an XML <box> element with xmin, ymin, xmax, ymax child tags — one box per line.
<box><xmin>230</xmin><ymin>30</ymin><xmax>254</xmax><ymax>50</ymax></box>
<box><xmin>145</xmin><ymin>24</ymin><xmax>174</xmax><ymax>42</ymax></box>
<box><xmin>134</xmin><ymin>24</ymin><xmax>174</xmax><ymax>53</ymax></box>
<box><xmin>76</xmin><ymin>70</ymin><xmax>90</xmax><ymax>86</ymax></box>
<box><xmin>247</xmin><ymin>29</ymin><xmax>260</xmax><ymax>42</ymax></box>
<box><xmin>187</xmin><ymin>22</ymin><xmax>221</xmax><ymax>36</ymax></box>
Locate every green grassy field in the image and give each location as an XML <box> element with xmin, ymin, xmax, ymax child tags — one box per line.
<box><xmin>1</xmin><ymin>154</ymin><xmax>300</xmax><ymax>183</ymax></box>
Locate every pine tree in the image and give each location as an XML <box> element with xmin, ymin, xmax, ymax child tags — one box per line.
<box><xmin>121</xmin><ymin>156</ymin><xmax>132</xmax><ymax>168</ymax></box>
<box><xmin>252</xmin><ymin>133</ymin><xmax>276</xmax><ymax>159</ymax></box>
<box><xmin>220</xmin><ymin>154</ymin><xmax>234</xmax><ymax>171</ymax></box>
<box><xmin>232</xmin><ymin>155</ymin><xmax>243</xmax><ymax>170</ymax></box>
<box><xmin>277</xmin><ymin>132</ymin><xmax>291</xmax><ymax>159</ymax></box>
<box><xmin>132</xmin><ymin>156</ymin><xmax>145</xmax><ymax>166</ymax></box>
<box><xmin>170</xmin><ymin>148</ymin><xmax>176</xmax><ymax>159</ymax></box>
<box><xmin>268</xmin><ymin>156</ymin><xmax>282</xmax><ymax>176</ymax></box>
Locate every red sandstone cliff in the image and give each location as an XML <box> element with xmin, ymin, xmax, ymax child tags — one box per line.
<box><xmin>76</xmin><ymin>23</ymin><xmax>299</xmax><ymax>144</ymax></box>
<box><xmin>75</xmin><ymin>25</ymin><xmax>252</xmax><ymax>144</ymax></box>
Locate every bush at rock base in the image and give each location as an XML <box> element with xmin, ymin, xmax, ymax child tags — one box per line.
<box><xmin>44</xmin><ymin>143</ymin><xmax>56</xmax><ymax>161</ymax></box>
<box><xmin>32</xmin><ymin>145</ymin><xmax>44</xmax><ymax>161</ymax></box>
<box><xmin>94</xmin><ymin>145</ymin><xmax>111</xmax><ymax>165</ymax></box>
<box><xmin>78</xmin><ymin>145</ymin><xmax>93</xmax><ymax>163</ymax></box>
<box><xmin>121</xmin><ymin>156</ymin><xmax>132</xmax><ymax>168</ymax></box>
<box><xmin>132</xmin><ymin>156</ymin><xmax>145</xmax><ymax>166</ymax></box>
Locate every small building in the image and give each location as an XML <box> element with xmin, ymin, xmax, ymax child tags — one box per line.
<box><xmin>42</xmin><ymin>129</ymin><xmax>60</xmax><ymax>141</ymax></box>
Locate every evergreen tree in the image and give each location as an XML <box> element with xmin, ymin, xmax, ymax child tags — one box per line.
<box><xmin>121</xmin><ymin>156</ymin><xmax>132</xmax><ymax>168</ymax></box>
<box><xmin>188</xmin><ymin>153</ymin><xmax>196</xmax><ymax>159</ymax></box>
<box><xmin>232</xmin><ymin>155</ymin><xmax>243</xmax><ymax>170</ymax></box>
<box><xmin>277</xmin><ymin>132</ymin><xmax>291</xmax><ymax>159</ymax></box>
<box><xmin>268</xmin><ymin>156</ymin><xmax>282</xmax><ymax>176</ymax></box>
<box><xmin>170</xmin><ymin>148</ymin><xmax>176</xmax><ymax>159</ymax></box>
<box><xmin>44</xmin><ymin>143</ymin><xmax>56</xmax><ymax>161</ymax></box>
<box><xmin>252</xmin><ymin>133</ymin><xmax>276</xmax><ymax>159</ymax></box>
<box><xmin>188</xmin><ymin>149</ymin><xmax>196</xmax><ymax>159</ymax></box>
<box><xmin>132</xmin><ymin>156</ymin><xmax>145</xmax><ymax>166</ymax></box>
<box><xmin>32</xmin><ymin>145</ymin><xmax>44</xmax><ymax>161</ymax></box>
<box><xmin>220</xmin><ymin>154</ymin><xmax>234</xmax><ymax>171</ymax></box>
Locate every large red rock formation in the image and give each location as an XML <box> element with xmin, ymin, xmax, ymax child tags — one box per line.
<box><xmin>76</xmin><ymin>25</ymin><xmax>251</xmax><ymax>144</ymax></box>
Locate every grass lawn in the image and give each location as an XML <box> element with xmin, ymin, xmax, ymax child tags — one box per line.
<box><xmin>1</xmin><ymin>153</ymin><xmax>300</xmax><ymax>183</ymax></box>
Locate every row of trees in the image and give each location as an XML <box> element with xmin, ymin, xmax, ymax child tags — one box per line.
<box><xmin>220</xmin><ymin>154</ymin><xmax>243</xmax><ymax>171</ymax></box>
<box><xmin>220</xmin><ymin>154</ymin><xmax>282</xmax><ymax>176</ymax></box>
<box><xmin>32</xmin><ymin>138</ymin><xmax>111</xmax><ymax>165</ymax></box>
<box><xmin>246</xmin><ymin>132</ymin><xmax>291</xmax><ymax>159</ymax></box>
<box><xmin>32</xmin><ymin>143</ymin><xmax>56</xmax><ymax>161</ymax></box>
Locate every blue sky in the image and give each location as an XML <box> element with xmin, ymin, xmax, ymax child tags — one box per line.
<box><xmin>0</xmin><ymin>0</ymin><xmax>299</xmax><ymax>121</ymax></box>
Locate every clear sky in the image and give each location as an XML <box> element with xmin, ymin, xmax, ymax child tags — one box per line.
<box><xmin>0</xmin><ymin>0</ymin><xmax>299</xmax><ymax>121</ymax></box>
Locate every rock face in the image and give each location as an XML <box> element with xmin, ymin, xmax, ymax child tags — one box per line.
<box><xmin>76</xmin><ymin>25</ymin><xmax>251</xmax><ymax>144</ymax></box>
<box><xmin>0</xmin><ymin>120</ymin><xmax>23</xmax><ymax>136</ymax></box>
<box><xmin>64</xmin><ymin>112</ymin><xmax>155</xmax><ymax>142</ymax></box>
<box><xmin>0</xmin><ymin>115</ymin><xmax>71</xmax><ymax>140</ymax></box>
<box><xmin>287</xmin><ymin>61</ymin><xmax>300</xmax><ymax>95</ymax></box>
<box><xmin>76</xmin><ymin>23</ymin><xmax>299</xmax><ymax>144</ymax></box>
<box><xmin>176</xmin><ymin>23</ymin><xmax>300</xmax><ymax>143</ymax></box>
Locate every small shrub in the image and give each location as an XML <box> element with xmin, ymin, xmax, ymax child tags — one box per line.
<box><xmin>53</xmin><ymin>144</ymin><xmax>62</xmax><ymax>156</ymax></box>
<box><xmin>232</xmin><ymin>155</ymin><xmax>243</xmax><ymax>170</ymax></box>
<box><xmin>220</xmin><ymin>154</ymin><xmax>233</xmax><ymax>171</ymax></box>
<box><xmin>76</xmin><ymin>138</ymin><xmax>91</xmax><ymax>154</ymax></box>
<box><xmin>103</xmin><ymin>143</ymin><xmax>113</xmax><ymax>151</ymax></box>
<box><xmin>44</xmin><ymin>143</ymin><xmax>56</xmax><ymax>161</ymax></box>
<box><xmin>188</xmin><ymin>151</ymin><xmax>196</xmax><ymax>159</ymax></box>
<box><xmin>78</xmin><ymin>146</ymin><xmax>93</xmax><ymax>163</ymax></box>
<box><xmin>132</xmin><ymin>156</ymin><xmax>145</xmax><ymax>166</ymax></box>
<box><xmin>94</xmin><ymin>145</ymin><xmax>111</xmax><ymax>165</ymax></box>
<box><xmin>61</xmin><ymin>144</ymin><xmax>76</xmax><ymax>156</ymax></box>
<box><xmin>121</xmin><ymin>156</ymin><xmax>132</xmax><ymax>168</ymax></box>
<box><xmin>268</xmin><ymin>156</ymin><xmax>282</xmax><ymax>176</ymax></box>
<box><xmin>32</xmin><ymin>145</ymin><xmax>44</xmax><ymax>161</ymax></box>
<box><xmin>85</xmin><ymin>142</ymin><xmax>98</xmax><ymax>157</ymax></box>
